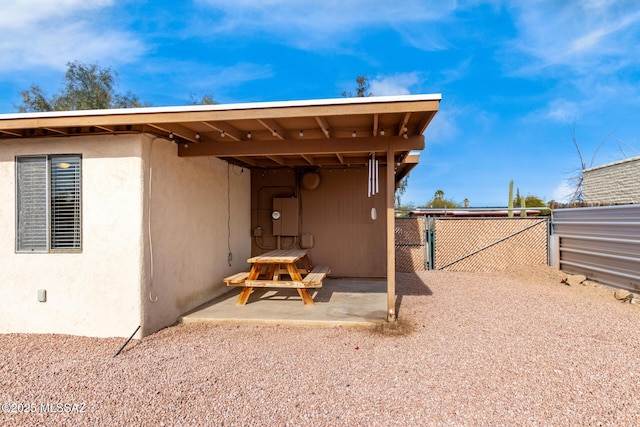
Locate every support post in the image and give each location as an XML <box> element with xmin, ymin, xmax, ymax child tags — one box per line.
<box><xmin>386</xmin><ymin>147</ymin><xmax>396</xmax><ymax>322</ymax></box>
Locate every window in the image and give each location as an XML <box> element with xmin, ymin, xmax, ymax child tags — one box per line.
<box><xmin>16</xmin><ymin>155</ymin><xmax>82</xmax><ymax>252</ymax></box>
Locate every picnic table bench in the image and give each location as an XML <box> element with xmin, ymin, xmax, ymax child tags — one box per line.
<box><xmin>223</xmin><ymin>249</ymin><xmax>330</xmax><ymax>306</ymax></box>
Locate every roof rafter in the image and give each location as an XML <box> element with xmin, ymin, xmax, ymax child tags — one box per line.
<box><xmin>257</xmin><ymin>119</ymin><xmax>286</xmax><ymax>140</ymax></box>
<box><xmin>202</xmin><ymin>121</ymin><xmax>243</xmax><ymax>141</ymax></box>
<box><xmin>314</xmin><ymin>116</ymin><xmax>331</xmax><ymax>139</ymax></box>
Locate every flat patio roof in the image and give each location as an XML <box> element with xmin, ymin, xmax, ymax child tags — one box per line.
<box><xmin>0</xmin><ymin>94</ymin><xmax>441</xmax><ymax>182</ymax></box>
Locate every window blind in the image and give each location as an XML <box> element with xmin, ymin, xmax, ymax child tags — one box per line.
<box><xmin>50</xmin><ymin>156</ymin><xmax>81</xmax><ymax>249</ymax></box>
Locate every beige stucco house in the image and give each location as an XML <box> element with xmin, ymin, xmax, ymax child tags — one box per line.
<box><xmin>0</xmin><ymin>95</ymin><xmax>440</xmax><ymax>338</ymax></box>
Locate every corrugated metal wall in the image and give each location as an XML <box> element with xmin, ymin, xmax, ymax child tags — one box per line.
<box><xmin>552</xmin><ymin>205</ymin><xmax>640</xmax><ymax>292</ymax></box>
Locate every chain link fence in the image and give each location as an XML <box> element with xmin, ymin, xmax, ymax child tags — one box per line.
<box><xmin>395</xmin><ymin>215</ymin><xmax>549</xmax><ymax>272</ymax></box>
<box><xmin>395</xmin><ymin>217</ymin><xmax>428</xmax><ymax>272</ymax></box>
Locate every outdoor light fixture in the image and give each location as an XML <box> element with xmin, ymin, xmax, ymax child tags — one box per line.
<box><xmin>247</xmin><ymin>131</ymin><xmax>252</xmax><ymax>139</ymax></box>
<box><xmin>168</xmin><ymin>132</ymin><xmax>174</xmax><ymax>139</ymax></box>
<box><xmin>352</xmin><ymin>131</ymin><xmax>356</xmax><ymax>138</ymax></box>
<box><xmin>299</xmin><ymin>130</ymin><xmax>304</xmax><ymax>137</ymax></box>
<box><xmin>403</xmin><ymin>125</ymin><xmax>408</xmax><ymax>132</ymax></box>
<box><xmin>403</xmin><ymin>132</ymin><xmax>408</xmax><ymax>139</ymax></box>
<box><xmin>380</xmin><ymin>128</ymin><xmax>385</xmax><ymax>136</ymax></box>
<box><xmin>272</xmin><ymin>129</ymin><xmax>277</xmax><ymax>137</ymax></box>
<box><xmin>195</xmin><ymin>133</ymin><xmax>200</xmax><ymax>141</ymax></box>
<box><xmin>221</xmin><ymin>131</ymin><xmax>225</xmax><ymax>138</ymax></box>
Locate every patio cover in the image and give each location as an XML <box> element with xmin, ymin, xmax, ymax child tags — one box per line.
<box><xmin>0</xmin><ymin>93</ymin><xmax>441</xmax><ymax>321</ymax></box>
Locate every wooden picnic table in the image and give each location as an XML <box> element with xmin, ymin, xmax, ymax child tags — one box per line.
<box><xmin>224</xmin><ymin>248</ymin><xmax>330</xmax><ymax>306</ymax></box>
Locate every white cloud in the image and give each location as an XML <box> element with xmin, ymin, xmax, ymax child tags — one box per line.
<box><xmin>178</xmin><ymin>62</ymin><xmax>274</xmax><ymax>93</ymax></box>
<box><xmin>425</xmin><ymin>109</ymin><xmax>459</xmax><ymax>143</ymax></box>
<box><xmin>196</xmin><ymin>0</ymin><xmax>458</xmax><ymax>49</ymax></box>
<box><xmin>509</xmin><ymin>0</ymin><xmax>640</xmax><ymax>74</ymax></box>
<box><xmin>369</xmin><ymin>73</ymin><xmax>422</xmax><ymax>96</ymax></box>
<box><xmin>552</xmin><ymin>180</ymin><xmax>574</xmax><ymax>203</ymax></box>
<box><xmin>0</xmin><ymin>0</ymin><xmax>145</xmax><ymax>73</ymax></box>
<box><xmin>544</xmin><ymin>99</ymin><xmax>581</xmax><ymax>123</ymax></box>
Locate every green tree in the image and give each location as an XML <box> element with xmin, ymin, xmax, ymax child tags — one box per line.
<box><xmin>190</xmin><ymin>94</ymin><xmax>218</xmax><ymax>105</ymax></box>
<box><xmin>513</xmin><ymin>194</ymin><xmax>546</xmax><ymax>207</ymax></box>
<box><xmin>395</xmin><ymin>173</ymin><xmax>409</xmax><ymax>207</ymax></box>
<box><xmin>425</xmin><ymin>190</ymin><xmax>460</xmax><ymax>208</ymax></box>
<box><xmin>16</xmin><ymin>61</ymin><xmax>147</xmax><ymax>112</ymax></box>
<box><xmin>342</xmin><ymin>75</ymin><xmax>372</xmax><ymax>98</ymax></box>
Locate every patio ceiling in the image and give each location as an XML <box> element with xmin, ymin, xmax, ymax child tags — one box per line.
<box><xmin>0</xmin><ymin>94</ymin><xmax>440</xmax><ymax>181</ymax></box>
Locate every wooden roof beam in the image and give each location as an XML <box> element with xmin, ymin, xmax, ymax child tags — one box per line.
<box><xmin>336</xmin><ymin>153</ymin><xmax>344</xmax><ymax>164</ymax></box>
<box><xmin>372</xmin><ymin>113</ymin><xmax>379</xmax><ymax>137</ymax></box>
<box><xmin>179</xmin><ymin>135</ymin><xmax>424</xmax><ymax>157</ymax></box>
<box><xmin>147</xmin><ymin>123</ymin><xmax>200</xmax><ymax>143</ymax></box>
<box><xmin>0</xmin><ymin>129</ymin><xmax>23</xmax><ymax>137</ymax></box>
<box><xmin>314</xmin><ymin>116</ymin><xmax>331</xmax><ymax>139</ymax></box>
<box><xmin>301</xmin><ymin>154</ymin><xmax>314</xmax><ymax>164</ymax></box>
<box><xmin>398</xmin><ymin>112</ymin><xmax>411</xmax><ymax>136</ymax></box>
<box><xmin>230</xmin><ymin>156</ymin><xmax>256</xmax><ymax>166</ymax></box>
<box><xmin>256</xmin><ymin>119</ymin><xmax>287</xmax><ymax>140</ymax></box>
<box><xmin>202</xmin><ymin>121</ymin><xmax>243</xmax><ymax>141</ymax></box>
<box><xmin>266</xmin><ymin>155</ymin><xmax>286</xmax><ymax>165</ymax></box>
<box><xmin>42</xmin><ymin>127</ymin><xmax>68</xmax><ymax>135</ymax></box>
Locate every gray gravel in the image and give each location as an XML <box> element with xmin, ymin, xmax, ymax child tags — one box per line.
<box><xmin>2</xmin><ymin>266</ymin><xmax>640</xmax><ymax>426</ymax></box>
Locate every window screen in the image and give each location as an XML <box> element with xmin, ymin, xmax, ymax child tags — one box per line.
<box><xmin>16</xmin><ymin>157</ymin><xmax>48</xmax><ymax>251</ymax></box>
<box><xmin>16</xmin><ymin>155</ymin><xmax>82</xmax><ymax>252</ymax></box>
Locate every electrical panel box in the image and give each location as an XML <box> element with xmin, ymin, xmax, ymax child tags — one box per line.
<box><xmin>272</xmin><ymin>198</ymin><xmax>299</xmax><ymax>236</ymax></box>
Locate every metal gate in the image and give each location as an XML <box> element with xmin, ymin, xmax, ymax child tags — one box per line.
<box><xmin>433</xmin><ymin>217</ymin><xmax>548</xmax><ymax>271</ymax></box>
<box><xmin>395</xmin><ymin>217</ymin><xmax>429</xmax><ymax>272</ymax></box>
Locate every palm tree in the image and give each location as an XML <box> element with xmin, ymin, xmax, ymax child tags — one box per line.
<box><xmin>434</xmin><ymin>189</ymin><xmax>444</xmax><ymax>200</ymax></box>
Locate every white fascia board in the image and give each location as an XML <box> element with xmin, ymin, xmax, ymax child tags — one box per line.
<box><xmin>0</xmin><ymin>94</ymin><xmax>443</xmax><ymax>121</ymax></box>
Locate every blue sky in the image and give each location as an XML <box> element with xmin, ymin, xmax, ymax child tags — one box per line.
<box><xmin>1</xmin><ymin>0</ymin><xmax>639</xmax><ymax>206</ymax></box>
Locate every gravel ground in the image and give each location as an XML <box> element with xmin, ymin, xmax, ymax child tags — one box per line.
<box><xmin>1</xmin><ymin>266</ymin><xmax>640</xmax><ymax>426</ymax></box>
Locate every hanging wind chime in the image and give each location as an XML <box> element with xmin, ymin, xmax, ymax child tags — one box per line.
<box><xmin>368</xmin><ymin>152</ymin><xmax>379</xmax><ymax>220</ymax></box>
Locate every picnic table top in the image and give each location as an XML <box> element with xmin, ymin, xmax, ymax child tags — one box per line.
<box><xmin>247</xmin><ymin>249</ymin><xmax>309</xmax><ymax>264</ymax></box>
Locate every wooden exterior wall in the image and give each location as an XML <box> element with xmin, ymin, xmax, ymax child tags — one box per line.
<box><xmin>251</xmin><ymin>167</ymin><xmax>388</xmax><ymax>277</ymax></box>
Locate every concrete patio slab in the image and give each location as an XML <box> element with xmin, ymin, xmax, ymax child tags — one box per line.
<box><xmin>179</xmin><ymin>278</ymin><xmax>388</xmax><ymax>328</ymax></box>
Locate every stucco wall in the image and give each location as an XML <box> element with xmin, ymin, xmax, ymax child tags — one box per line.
<box><xmin>0</xmin><ymin>135</ymin><xmax>145</xmax><ymax>338</ymax></box>
<box><xmin>0</xmin><ymin>134</ymin><xmax>251</xmax><ymax>338</ymax></box>
<box><xmin>140</xmin><ymin>136</ymin><xmax>251</xmax><ymax>336</ymax></box>
<box><xmin>583</xmin><ymin>156</ymin><xmax>640</xmax><ymax>204</ymax></box>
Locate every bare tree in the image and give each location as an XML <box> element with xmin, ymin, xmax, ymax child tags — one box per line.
<box><xmin>567</xmin><ymin>124</ymin><xmax>608</xmax><ymax>203</ymax></box>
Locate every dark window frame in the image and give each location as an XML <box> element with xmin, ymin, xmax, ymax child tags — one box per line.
<box><xmin>16</xmin><ymin>154</ymin><xmax>82</xmax><ymax>253</ymax></box>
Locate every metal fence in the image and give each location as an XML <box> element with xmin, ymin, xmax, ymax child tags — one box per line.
<box><xmin>433</xmin><ymin>217</ymin><xmax>548</xmax><ymax>271</ymax></box>
<box><xmin>395</xmin><ymin>213</ymin><xmax>549</xmax><ymax>272</ymax></box>
<box><xmin>552</xmin><ymin>205</ymin><xmax>640</xmax><ymax>292</ymax></box>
